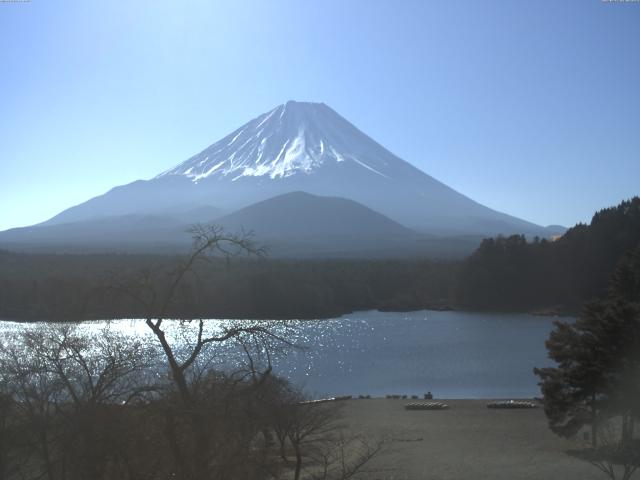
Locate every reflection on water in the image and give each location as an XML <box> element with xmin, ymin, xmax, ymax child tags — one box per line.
<box><xmin>0</xmin><ymin>310</ymin><xmax>569</xmax><ymax>399</ymax></box>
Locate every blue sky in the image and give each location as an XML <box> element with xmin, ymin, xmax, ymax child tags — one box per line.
<box><xmin>1</xmin><ymin>0</ymin><xmax>638</xmax><ymax>231</ymax></box>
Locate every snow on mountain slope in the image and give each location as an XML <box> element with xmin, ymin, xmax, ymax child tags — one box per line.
<box><xmin>32</xmin><ymin>100</ymin><xmax>552</xmax><ymax>238</ymax></box>
<box><xmin>157</xmin><ymin>101</ymin><xmax>393</xmax><ymax>182</ymax></box>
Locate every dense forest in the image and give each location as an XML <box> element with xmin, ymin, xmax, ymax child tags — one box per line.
<box><xmin>456</xmin><ymin>197</ymin><xmax>640</xmax><ymax>313</ymax></box>
<box><xmin>0</xmin><ymin>252</ymin><xmax>457</xmax><ymax>321</ymax></box>
<box><xmin>0</xmin><ymin>197</ymin><xmax>638</xmax><ymax>321</ymax></box>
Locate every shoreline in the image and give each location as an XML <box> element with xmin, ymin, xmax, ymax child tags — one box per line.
<box><xmin>0</xmin><ymin>305</ymin><xmax>577</xmax><ymax>324</ymax></box>
<box><xmin>341</xmin><ymin>398</ymin><xmax>601</xmax><ymax>480</ymax></box>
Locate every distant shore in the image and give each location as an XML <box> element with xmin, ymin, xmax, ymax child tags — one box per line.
<box><xmin>0</xmin><ymin>303</ymin><xmax>577</xmax><ymax>324</ymax></box>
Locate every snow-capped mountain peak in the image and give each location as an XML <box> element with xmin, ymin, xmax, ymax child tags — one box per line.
<box><xmin>29</xmin><ymin>100</ymin><xmax>551</xmax><ymax>240</ymax></box>
<box><xmin>157</xmin><ymin>101</ymin><xmax>392</xmax><ymax>182</ymax></box>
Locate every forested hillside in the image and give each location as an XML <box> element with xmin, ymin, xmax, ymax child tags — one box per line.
<box><xmin>0</xmin><ymin>253</ymin><xmax>456</xmax><ymax>321</ymax></box>
<box><xmin>455</xmin><ymin>197</ymin><xmax>640</xmax><ymax>312</ymax></box>
<box><xmin>1</xmin><ymin>197</ymin><xmax>637</xmax><ymax>321</ymax></box>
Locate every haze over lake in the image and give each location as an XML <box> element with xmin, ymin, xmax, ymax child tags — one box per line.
<box><xmin>0</xmin><ymin>310</ymin><xmax>567</xmax><ymax>399</ymax></box>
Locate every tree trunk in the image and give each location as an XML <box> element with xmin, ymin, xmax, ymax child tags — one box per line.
<box><xmin>190</xmin><ymin>411</ymin><xmax>212</xmax><ymax>480</ymax></box>
<box><xmin>294</xmin><ymin>443</ymin><xmax>302</xmax><ymax>480</ymax></box>
<box><xmin>591</xmin><ymin>393</ymin><xmax>598</xmax><ymax>449</ymax></box>
<box><xmin>39</xmin><ymin>427</ymin><xmax>56</xmax><ymax>480</ymax></box>
<box><xmin>164</xmin><ymin>407</ymin><xmax>191</xmax><ymax>480</ymax></box>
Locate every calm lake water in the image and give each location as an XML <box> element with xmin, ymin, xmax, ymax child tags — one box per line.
<box><xmin>0</xmin><ymin>310</ymin><xmax>569</xmax><ymax>399</ymax></box>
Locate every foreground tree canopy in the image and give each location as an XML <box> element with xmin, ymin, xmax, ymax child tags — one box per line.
<box><xmin>0</xmin><ymin>227</ymin><xmax>385</xmax><ymax>480</ymax></box>
<box><xmin>535</xmin><ymin>246</ymin><xmax>640</xmax><ymax>480</ymax></box>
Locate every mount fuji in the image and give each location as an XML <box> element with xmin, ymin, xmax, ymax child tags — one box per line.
<box><xmin>0</xmin><ymin>101</ymin><xmax>561</xmax><ymax>256</ymax></box>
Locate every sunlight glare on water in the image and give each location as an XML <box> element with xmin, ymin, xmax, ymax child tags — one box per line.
<box><xmin>0</xmin><ymin>310</ymin><xmax>568</xmax><ymax>399</ymax></box>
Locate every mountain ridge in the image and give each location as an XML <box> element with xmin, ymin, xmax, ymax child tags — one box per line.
<box><xmin>1</xmin><ymin>100</ymin><xmax>564</xmax><ymax>256</ymax></box>
<box><xmin>39</xmin><ymin>100</ymin><xmax>555</xmax><ymax>237</ymax></box>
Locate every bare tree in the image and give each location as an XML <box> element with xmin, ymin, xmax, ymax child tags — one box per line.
<box><xmin>0</xmin><ymin>325</ymin><xmax>155</xmax><ymax>480</ymax></box>
<box><xmin>308</xmin><ymin>431</ymin><xmax>388</xmax><ymax>480</ymax></box>
<box><xmin>105</xmin><ymin>225</ymin><xmax>300</xmax><ymax>479</ymax></box>
<box><xmin>268</xmin><ymin>386</ymin><xmax>388</xmax><ymax>480</ymax></box>
<box><xmin>568</xmin><ymin>418</ymin><xmax>640</xmax><ymax>480</ymax></box>
<box><xmin>0</xmin><ymin>225</ymin><xmax>387</xmax><ymax>480</ymax></box>
<box><xmin>279</xmin><ymin>400</ymin><xmax>343</xmax><ymax>480</ymax></box>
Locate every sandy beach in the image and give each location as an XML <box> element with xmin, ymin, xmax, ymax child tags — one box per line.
<box><xmin>341</xmin><ymin>399</ymin><xmax>604</xmax><ymax>480</ymax></box>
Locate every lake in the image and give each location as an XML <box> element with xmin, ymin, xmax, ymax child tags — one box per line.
<box><xmin>0</xmin><ymin>310</ymin><xmax>569</xmax><ymax>399</ymax></box>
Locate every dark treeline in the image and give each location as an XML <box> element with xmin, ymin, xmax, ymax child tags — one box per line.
<box><xmin>1</xmin><ymin>197</ymin><xmax>638</xmax><ymax>320</ymax></box>
<box><xmin>456</xmin><ymin>197</ymin><xmax>640</xmax><ymax>313</ymax></box>
<box><xmin>0</xmin><ymin>252</ymin><xmax>457</xmax><ymax>321</ymax></box>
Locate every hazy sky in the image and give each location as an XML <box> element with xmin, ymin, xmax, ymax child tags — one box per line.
<box><xmin>1</xmin><ymin>0</ymin><xmax>639</xmax><ymax>231</ymax></box>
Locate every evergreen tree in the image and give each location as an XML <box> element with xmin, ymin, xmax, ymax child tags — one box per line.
<box><xmin>534</xmin><ymin>246</ymin><xmax>640</xmax><ymax>478</ymax></box>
